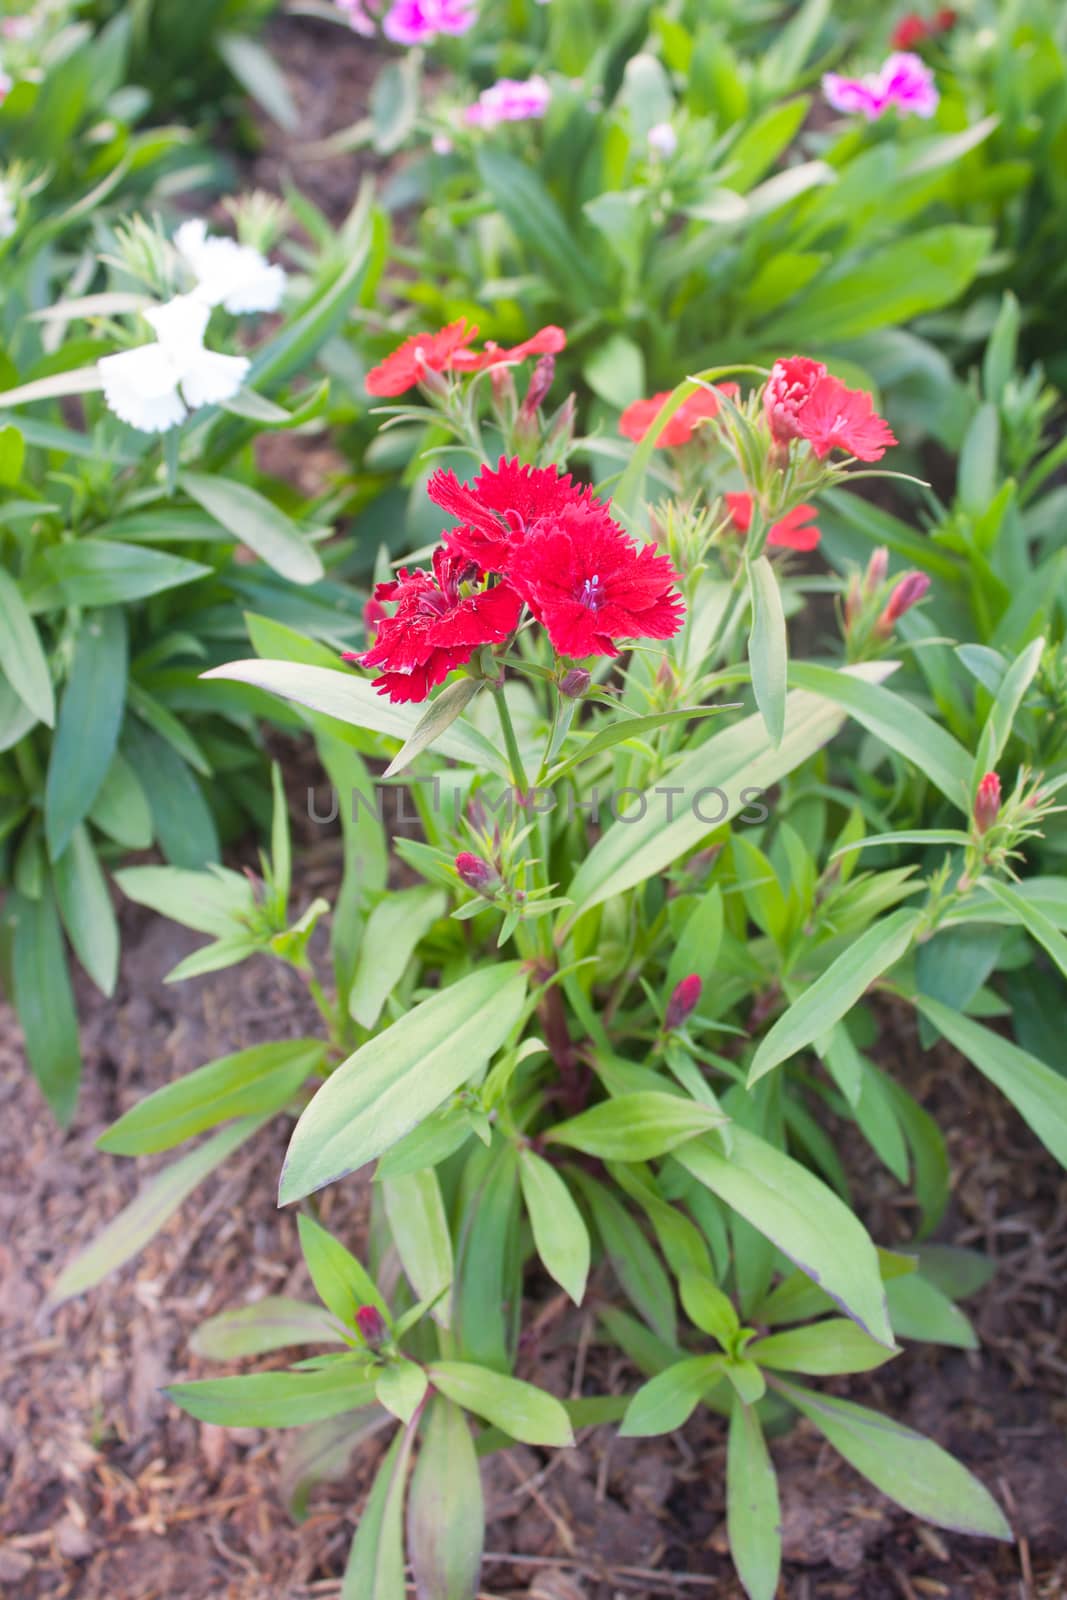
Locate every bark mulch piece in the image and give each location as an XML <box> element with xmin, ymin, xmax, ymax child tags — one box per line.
<box><xmin>1</xmin><ymin>896</ymin><xmax>1065</xmax><ymax>1597</ymax></box>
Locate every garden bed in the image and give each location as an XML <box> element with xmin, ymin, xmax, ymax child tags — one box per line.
<box><xmin>2</xmin><ymin>892</ymin><xmax>1064</xmax><ymax>1599</ymax></box>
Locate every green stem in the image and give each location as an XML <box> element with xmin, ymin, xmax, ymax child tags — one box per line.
<box><xmin>493</xmin><ymin>685</ymin><xmax>530</xmax><ymax>797</ymax></box>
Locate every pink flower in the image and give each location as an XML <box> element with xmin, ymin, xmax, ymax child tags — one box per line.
<box><xmin>973</xmin><ymin>772</ymin><xmax>1001</xmax><ymax>836</ymax></box>
<box><xmin>336</xmin><ymin>0</ymin><xmax>378</xmax><ymax>35</ymax></box>
<box><xmin>796</xmin><ymin>375</ymin><xmax>898</xmax><ymax>462</ymax></box>
<box><xmin>464</xmin><ymin>75</ymin><xmax>551</xmax><ymax>128</ymax></box>
<box><xmin>455</xmin><ymin>852</ymin><xmax>498</xmax><ymax>892</ymax></box>
<box><xmin>764</xmin><ymin>357</ymin><xmax>827</xmax><ymax>444</ymax></box>
<box><xmin>665</xmin><ymin>975</ymin><xmax>702</xmax><ymax>1031</ymax></box>
<box><xmin>382</xmin><ymin>0</ymin><xmax>476</xmax><ymax>45</ymax></box>
<box><xmin>823</xmin><ymin>51</ymin><xmax>939</xmax><ymax>121</ymax></box>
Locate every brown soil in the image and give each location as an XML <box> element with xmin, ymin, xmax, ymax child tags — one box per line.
<box><xmin>1</xmin><ymin>870</ymin><xmax>1066</xmax><ymax>1599</ymax></box>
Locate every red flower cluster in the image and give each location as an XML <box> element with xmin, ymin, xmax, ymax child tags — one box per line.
<box><xmin>365</xmin><ymin>319</ymin><xmax>566</xmax><ymax>396</ymax></box>
<box><xmin>725</xmin><ymin>491</ymin><xmax>820</xmax><ymax>552</ymax></box>
<box><xmin>764</xmin><ymin>357</ymin><xmax>897</xmax><ymax>462</ymax></box>
<box><xmin>350</xmin><ymin>458</ymin><xmax>685</xmax><ymax>701</ymax></box>
<box><xmin>347</xmin><ymin>547</ymin><xmax>521</xmax><ymax>703</ymax></box>
<box><xmin>619</xmin><ymin>384</ymin><xmax>740</xmax><ymax>448</ymax></box>
<box><xmin>891</xmin><ymin>8</ymin><xmax>956</xmax><ymax>49</ymax></box>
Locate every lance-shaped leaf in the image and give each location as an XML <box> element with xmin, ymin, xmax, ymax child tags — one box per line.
<box><xmin>519</xmin><ymin>1150</ymin><xmax>590</xmax><ymax>1305</ymax></box>
<box><xmin>169</xmin><ymin>1367</ymin><xmax>377</xmax><ymax>1429</ymax></box>
<box><xmin>748</xmin><ymin>555</ymin><xmax>787</xmax><ymax>746</ymax></box>
<box><xmin>407</xmin><ymin>1397</ymin><xmax>484</xmax><ymax>1600</ymax></box>
<box><xmin>748</xmin><ymin>907</ymin><xmax>921</xmax><ymax>1084</ymax></box>
<box><xmin>727</xmin><ymin>1397</ymin><xmax>781</xmax><ymax>1600</ymax></box>
<box><xmin>382</xmin><ymin>677</ymin><xmax>484</xmax><ymax>778</ymax></box>
<box><xmin>619</xmin><ymin>1355</ymin><xmax>723</xmax><ymax>1437</ymax></box>
<box><xmin>547</xmin><ymin>1093</ymin><xmax>727</xmax><ymax>1162</ymax></box>
<box><xmin>676</xmin><ymin>1129</ymin><xmax>894</xmax><ymax>1347</ymax></box>
<box><xmin>427</xmin><ymin>1362</ymin><xmax>574</xmax><ymax>1448</ymax></box>
<box><xmin>342</xmin><ymin>1422</ymin><xmax>418</xmax><ymax>1600</ymax></box>
<box><xmin>0</xmin><ymin>567</ymin><xmax>54</xmax><ymax>725</ymax></box>
<box><xmin>774</xmin><ymin>1379</ymin><xmax>1011</xmax><ymax>1540</ymax></box>
<box><xmin>280</xmin><ymin>964</ymin><xmax>527</xmax><ymax>1202</ymax></box>
<box><xmin>190</xmin><ymin>1298</ymin><xmax>344</xmax><ymax>1359</ymax></box>
<box><xmin>183</xmin><ymin>472</ymin><xmax>323</xmax><ymax>585</ymax></box>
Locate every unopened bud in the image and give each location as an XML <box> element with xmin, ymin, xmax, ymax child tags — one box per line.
<box><xmin>665</xmin><ymin>974</ymin><xmax>702</xmax><ymax>1031</ymax></box>
<box><xmin>559</xmin><ymin>667</ymin><xmax>591</xmax><ymax>699</ymax></box>
<box><xmin>843</xmin><ymin>573</ymin><xmax>862</xmax><ymax>629</ymax></box>
<box><xmin>522</xmin><ymin>354</ymin><xmax>555</xmax><ymax>418</ymax></box>
<box><xmin>864</xmin><ymin>547</ymin><xmax>889</xmax><ymax>594</ymax></box>
<box><xmin>415</xmin><ymin>353</ymin><xmax>450</xmax><ymax>401</ymax></box>
<box><xmin>356</xmin><ymin>1305</ymin><xmax>387</xmax><ymax>1347</ymax></box>
<box><xmin>455</xmin><ymin>851</ymin><xmax>498</xmax><ymax>893</ymax></box>
<box><xmin>490</xmin><ymin>364</ymin><xmax>517</xmax><ymax>416</ymax></box>
<box><xmin>545</xmin><ymin>392</ymin><xmax>577</xmax><ymax>453</ymax></box>
<box><xmin>878</xmin><ymin>571</ymin><xmax>930</xmax><ymax>632</ymax></box>
<box><xmin>974</xmin><ymin>772</ymin><xmax>1001</xmax><ymax>835</ymax></box>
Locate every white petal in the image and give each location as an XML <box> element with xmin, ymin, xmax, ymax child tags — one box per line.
<box><xmin>145</xmin><ymin>294</ymin><xmax>210</xmax><ymax>357</ymax></box>
<box><xmin>179</xmin><ymin>350</ymin><xmax>251</xmax><ymax>409</ymax></box>
<box><xmin>98</xmin><ymin>345</ymin><xmax>187</xmax><ymax>433</ymax></box>
<box><xmin>219</xmin><ymin>261</ymin><xmax>286</xmax><ymax>315</ymax></box>
<box><xmin>174</xmin><ymin>217</ymin><xmax>210</xmax><ymax>267</ymax></box>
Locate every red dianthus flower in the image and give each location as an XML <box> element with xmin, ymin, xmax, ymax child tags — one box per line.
<box><xmin>451</xmin><ymin>325</ymin><xmax>567</xmax><ymax>372</ymax></box>
<box><xmin>725</xmin><ymin>491</ymin><xmax>821</xmax><ymax>551</ymax></box>
<box><xmin>798</xmin><ymin>375</ymin><xmax>897</xmax><ymax>462</ymax></box>
<box><xmin>428</xmin><ymin>456</ymin><xmax>607</xmax><ymax>574</ymax></box>
<box><xmin>507</xmin><ymin>503</ymin><xmax>685</xmax><ymax>659</ymax></box>
<box><xmin>347</xmin><ymin>548</ymin><xmax>521</xmax><ymax>703</ymax></box>
<box><xmin>365</xmin><ymin>318</ymin><xmax>479</xmax><ymax>397</ymax></box>
<box><xmin>763</xmin><ymin>358</ymin><xmax>896</xmax><ymax>462</ymax></box>
<box><xmin>619</xmin><ymin>384</ymin><xmax>740</xmax><ymax>448</ymax></box>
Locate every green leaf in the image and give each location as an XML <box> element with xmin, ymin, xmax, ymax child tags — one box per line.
<box><xmin>280</xmin><ymin>965</ymin><xmax>527</xmax><ymax>1202</ymax></box>
<box><xmin>980</xmin><ymin>878</ymin><xmax>1067</xmax><ymax>986</ymax></box>
<box><xmin>280</xmin><ymin>1408</ymin><xmax>389</xmax><ymax>1522</ymax></box>
<box><xmin>381</xmin><ymin>1169</ymin><xmax>454</xmax><ymax>1329</ymax></box>
<box><xmin>749</xmin><ymin>908</ymin><xmax>920</xmax><ymax>1084</ymax></box>
<box><xmin>519</xmin><ymin>1150</ymin><xmax>590</xmax><ymax>1305</ymax></box>
<box><xmin>619</xmin><ymin>1355</ymin><xmax>723</xmax><ymax>1437</ymax></box>
<box><xmin>913</xmin><ymin>996</ymin><xmax>1067</xmax><ymax>1168</ymax></box>
<box><xmin>99</xmin><ymin>1038</ymin><xmax>325</xmax><ymax>1156</ymax></box>
<box><xmin>775</xmin><ymin>1380</ymin><xmax>1011</xmax><ymax>1540</ymax></box>
<box><xmin>566</xmin><ymin>663</ymin><xmax>893</xmax><ymax>918</ymax></box>
<box><xmin>216</xmin><ymin>30</ymin><xmax>298</xmax><ymax>130</ymax></box>
<box><xmin>11</xmin><ymin>887</ymin><xmax>81</xmax><ymax>1124</ymax></box>
<box><xmin>885</xmin><ymin>1275</ymin><xmax>977</xmax><ymax>1349</ymax></box>
<box><xmin>51</xmin><ymin>825</ymin><xmax>119</xmax><ymax>996</ymax></box>
<box><xmin>748</xmin><ymin>556</ymin><xmax>787</xmax><ymax>746</ymax></box>
<box><xmin>348</xmin><ymin>887</ymin><xmax>446</xmax><ymax>1030</ymax></box>
<box><xmin>748</xmin><ymin>1319</ymin><xmax>895</xmax><ymax>1374</ymax></box>
<box><xmin>89</xmin><ymin>753</ymin><xmax>153</xmax><ymax>849</ymax></box>
<box><xmin>38</xmin><ymin>539</ymin><xmax>210</xmax><ymax>607</ymax></box>
<box><xmin>45</xmin><ymin>609</ymin><xmax>127</xmax><ymax>860</ymax></box>
<box><xmin>376</xmin><ymin>1360</ymin><xmax>429</xmax><ymax>1425</ymax></box>
<box><xmin>202</xmin><ymin>659</ymin><xmax>507</xmax><ymax>775</ymax></box>
<box><xmin>407</xmin><ymin>1398</ymin><xmax>484</xmax><ymax>1600</ymax></box>
<box><xmin>190</xmin><ymin>1297</ymin><xmax>344</xmax><ymax>1359</ymax></box>
<box><xmin>476</xmin><ymin>147</ymin><xmax>597</xmax><ymax>303</ymax></box>
<box><xmin>182</xmin><ymin>473</ymin><xmax>324</xmax><ymax>585</ymax></box>
<box><xmin>676</xmin><ymin>1129</ymin><xmax>894</xmax><ymax>1347</ymax></box>
<box><xmin>49</xmin><ymin>1115</ymin><xmax>267</xmax><ymax>1304</ymax></box>
<box><xmin>971</xmin><ymin>637</ymin><xmax>1044</xmax><ymax>783</ymax></box>
<box><xmin>115</xmin><ymin>863</ymin><xmax>253</xmax><ymax>936</ymax></box>
<box><xmin>789</xmin><ymin>663</ymin><xmax>971</xmax><ymax>812</ymax></box>
<box><xmin>678</xmin><ymin>1271</ymin><xmax>740</xmax><ymax>1347</ymax></box>
<box><xmin>342</xmin><ymin>1423</ymin><xmax>417</xmax><ymax>1600</ymax></box>
<box><xmin>547</xmin><ymin>705</ymin><xmax>734</xmax><ymax>783</ymax></box>
<box><xmin>381</xmin><ymin>678</ymin><xmax>484</xmax><ymax>779</ymax></box>
<box><xmin>0</xmin><ymin>366</ymin><xmax>104</xmax><ymax>407</ymax></box>
<box><xmin>548</xmin><ymin>1093</ymin><xmax>727</xmax><ymax>1161</ymax></box>
<box><xmin>169</xmin><ymin>1367</ymin><xmax>377</xmax><ymax>1429</ymax></box>
<box><xmin>298</xmin><ymin>1212</ymin><xmax>390</xmax><ymax>1327</ymax></box>
<box><xmin>0</xmin><ymin>567</ymin><xmax>54</xmax><ymax>725</ymax></box>
<box><xmin>427</xmin><ymin>1362</ymin><xmax>574</xmax><ymax>1448</ymax></box>
<box><xmin>726</xmin><ymin>1398</ymin><xmax>781</xmax><ymax>1600</ymax></box>
<box><xmin>761</xmin><ymin>226</ymin><xmax>992</xmax><ymax>344</ymax></box>
<box><xmin>666</xmin><ymin>887</ymin><xmax>724</xmax><ymax>995</ymax></box>
<box><xmin>573</xmin><ymin>1170</ymin><xmax>677</xmax><ymax>1343</ymax></box>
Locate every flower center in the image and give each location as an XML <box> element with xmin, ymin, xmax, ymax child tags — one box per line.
<box><xmin>579</xmin><ymin>574</ymin><xmax>603</xmax><ymax>611</ymax></box>
<box><xmin>417</xmin><ymin>590</ymin><xmax>452</xmax><ymax>617</ymax></box>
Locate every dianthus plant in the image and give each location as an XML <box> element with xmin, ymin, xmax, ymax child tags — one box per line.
<box><xmin>62</xmin><ymin>330</ymin><xmax>1067</xmax><ymax>1599</ymax></box>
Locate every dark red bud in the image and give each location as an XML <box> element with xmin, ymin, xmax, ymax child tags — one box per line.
<box><xmin>880</xmin><ymin>571</ymin><xmax>930</xmax><ymax>629</ymax></box>
<box><xmin>665</xmin><ymin>974</ymin><xmax>703</xmax><ymax>1031</ymax></box>
<box><xmin>455</xmin><ymin>851</ymin><xmax>498</xmax><ymax>893</ymax></box>
<box><xmin>522</xmin><ymin>354</ymin><xmax>555</xmax><ymax>417</ymax></box>
<box><xmin>559</xmin><ymin>667</ymin><xmax>591</xmax><ymax>699</ymax></box>
<box><xmin>356</xmin><ymin>1305</ymin><xmax>387</xmax><ymax>1346</ymax></box>
<box><xmin>974</xmin><ymin>772</ymin><xmax>1001</xmax><ymax>836</ymax></box>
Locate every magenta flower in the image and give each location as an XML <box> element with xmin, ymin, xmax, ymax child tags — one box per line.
<box><xmin>464</xmin><ymin>75</ymin><xmax>551</xmax><ymax>128</ymax></box>
<box><xmin>382</xmin><ymin>0</ymin><xmax>476</xmax><ymax>44</ymax></box>
<box><xmin>823</xmin><ymin>51</ymin><xmax>938</xmax><ymax>121</ymax></box>
<box><xmin>335</xmin><ymin>0</ymin><xmax>378</xmax><ymax>35</ymax></box>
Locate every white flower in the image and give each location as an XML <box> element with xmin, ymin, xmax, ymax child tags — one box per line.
<box><xmin>648</xmin><ymin>122</ymin><xmax>677</xmax><ymax>158</ymax></box>
<box><xmin>174</xmin><ymin>218</ymin><xmax>286</xmax><ymax>315</ymax></box>
<box><xmin>0</xmin><ymin>180</ymin><xmax>16</xmax><ymax>241</ymax></box>
<box><xmin>98</xmin><ymin>294</ymin><xmax>250</xmax><ymax>434</ymax></box>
